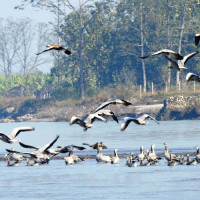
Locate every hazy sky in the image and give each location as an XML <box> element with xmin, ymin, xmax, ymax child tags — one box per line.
<box><xmin>0</xmin><ymin>0</ymin><xmax>80</xmax><ymax>73</ymax></box>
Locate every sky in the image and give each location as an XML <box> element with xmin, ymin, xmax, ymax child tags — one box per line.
<box><xmin>0</xmin><ymin>0</ymin><xmax>79</xmax><ymax>73</ymax></box>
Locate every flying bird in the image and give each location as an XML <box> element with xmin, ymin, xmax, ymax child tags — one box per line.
<box><xmin>93</xmin><ymin>98</ymin><xmax>132</xmax><ymax>113</ymax></box>
<box><xmin>0</xmin><ymin>127</ymin><xmax>35</xmax><ymax>144</ymax></box>
<box><xmin>164</xmin><ymin>51</ymin><xmax>198</xmax><ymax>71</ymax></box>
<box><xmin>94</xmin><ymin>109</ymin><xmax>119</xmax><ymax>123</ymax></box>
<box><xmin>195</xmin><ymin>34</ymin><xmax>200</xmax><ymax>46</ymax></box>
<box><xmin>36</xmin><ymin>45</ymin><xmax>71</xmax><ymax>55</ymax></box>
<box><xmin>82</xmin><ymin>142</ymin><xmax>108</xmax><ymax>149</ymax></box>
<box><xmin>120</xmin><ymin>114</ymin><xmax>159</xmax><ymax>131</ymax></box>
<box><xmin>186</xmin><ymin>72</ymin><xmax>200</xmax><ymax>82</ymax></box>
<box><xmin>139</xmin><ymin>49</ymin><xmax>183</xmax><ymax>60</ymax></box>
<box><xmin>56</xmin><ymin>145</ymin><xmax>86</xmax><ymax>153</ymax></box>
<box><xmin>7</xmin><ymin>135</ymin><xmax>60</xmax><ymax>161</ymax></box>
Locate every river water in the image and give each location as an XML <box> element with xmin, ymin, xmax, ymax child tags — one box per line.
<box><xmin>0</xmin><ymin>120</ymin><xmax>200</xmax><ymax>199</ymax></box>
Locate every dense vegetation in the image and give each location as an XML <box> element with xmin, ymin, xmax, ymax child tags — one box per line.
<box><xmin>1</xmin><ymin>0</ymin><xmax>200</xmax><ymax>101</ymax></box>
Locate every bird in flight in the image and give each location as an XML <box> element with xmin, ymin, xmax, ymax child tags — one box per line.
<box><xmin>0</xmin><ymin>127</ymin><xmax>35</xmax><ymax>144</ymax></box>
<box><xmin>194</xmin><ymin>34</ymin><xmax>200</xmax><ymax>46</ymax></box>
<box><xmin>120</xmin><ymin>114</ymin><xmax>159</xmax><ymax>131</ymax></box>
<box><xmin>36</xmin><ymin>45</ymin><xmax>71</xmax><ymax>55</ymax></box>
<box><xmin>93</xmin><ymin>98</ymin><xmax>132</xmax><ymax>113</ymax></box>
<box><xmin>139</xmin><ymin>49</ymin><xmax>183</xmax><ymax>60</ymax></box>
<box><xmin>186</xmin><ymin>72</ymin><xmax>200</xmax><ymax>82</ymax></box>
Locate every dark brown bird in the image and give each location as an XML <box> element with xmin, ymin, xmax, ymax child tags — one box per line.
<box><xmin>36</xmin><ymin>45</ymin><xmax>71</xmax><ymax>55</ymax></box>
<box><xmin>195</xmin><ymin>34</ymin><xmax>200</xmax><ymax>46</ymax></box>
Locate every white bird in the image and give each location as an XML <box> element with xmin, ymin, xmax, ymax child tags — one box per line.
<box><xmin>64</xmin><ymin>151</ymin><xmax>74</xmax><ymax>165</ymax></box>
<box><xmin>93</xmin><ymin>98</ymin><xmax>132</xmax><ymax>113</ymax></box>
<box><xmin>186</xmin><ymin>72</ymin><xmax>200</xmax><ymax>82</ymax></box>
<box><xmin>0</xmin><ymin>127</ymin><xmax>35</xmax><ymax>144</ymax></box>
<box><xmin>70</xmin><ymin>114</ymin><xmax>106</xmax><ymax>131</ymax></box>
<box><xmin>96</xmin><ymin>146</ymin><xmax>111</xmax><ymax>163</ymax></box>
<box><xmin>4</xmin><ymin>148</ymin><xmax>26</xmax><ymax>162</ymax></box>
<box><xmin>140</xmin><ymin>49</ymin><xmax>183</xmax><ymax>60</ymax></box>
<box><xmin>111</xmin><ymin>149</ymin><xmax>119</xmax><ymax>164</ymax></box>
<box><xmin>120</xmin><ymin>114</ymin><xmax>159</xmax><ymax>131</ymax></box>
<box><xmin>7</xmin><ymin>135</ymin><xmax>60</xmax><ymax>161</ymax></box>
<box><xmin>164</xmin><ymin>51</ymin><xmax>199</xmax><ymax>71</ymax></box>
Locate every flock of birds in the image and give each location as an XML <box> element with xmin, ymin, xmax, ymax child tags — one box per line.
<box><xmin>0</xmin><ymin>34</ymin><xmax>200</xmax><ymax>167</ymax></box>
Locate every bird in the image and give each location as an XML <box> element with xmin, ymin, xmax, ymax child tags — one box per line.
<box><xmin>94</xmin><ymin>109</ymin><xmax>119</xmax><ymax>123</ymax></box>
<box><xmin>186</xmin><ymin>154</ymin><xmax>197</xmax><ymax>165</ymax></box>
<box><xmin>139</xmin><ymin>49</ymin><xmax>183</xmax><ymax>60</ymax></box>
<box><xmin>164</xmin><ymin>51</ymin><xmax>199</xmax><ymax>71</ymax></box>
<box><xmin>4</xmin><ymin>148</ymin><xmax>26</xmax><ymax>162</ymax></box>
<box><xmin>69</xmin><ymin>116</ymin><xmax>93</xmax><ymax>131</ymax></box>
<box><xmin>0</xmin><ymin>127</ymin><xmax>35</xmax><ymax>144</ymax></box>
<box><xmin>167</xmin><ymin>153</ymin><xmax>177</xmax><ymax>166</ymax></box>
<box><xmin>194</xmin><ymin>34</ymin><xmax>200</xmax><ymax>46</ymax></box>
<box><xmin>186</xmin><ymin>72</ymin><xmax>200</xmax><ymax>82</ymax></box>
<box><xmin>111</xmin><ymin>149</ymin><xmax>119</xmax><ymax>164</ymax></box>
<box><xmin>194</xmin><ymin>146</ymin><xmax>200</xmax><ymax>163</ymax></box>
<box><xmin>70</xmin><ymin>111</ymin><xmax>109</xmax><ymax>131</ymax></box>
<box><xmin>120</xmin><ymin>114</ymin><xmax>159</xmax><ymax>131</ymax></box>
<box><xmin>147</xmin><ymin>144</ymin><xmax>162</xmax><ymax>162</ymax></box>
<box><xmin>64</xmin><ymin>151</ymin><xmax>75</xmax><ymax>165</ymax></box>
<box><xmin>36</xmin><ymin>45</ymin><xmax>71</xmax><ymax>55</ymax></box>
<box><xmin>93</xmin><ymin>98</ymin><xmax>132</xmax><ymax>113</ymax></box>
<box><xmin>96</xmin><ymin>146</ymin><xmax>111</xmax><ymax>163</ymax></box>
<box><xmin>136</xmin><ymin>146</ymin><xmax>145</xmax><ymax>162</ymax></box>
<box><xmin>82</xmin><ymin>142</ymin><xmax>107</xmax><ymax>149</ymax></box>
<box><xmin>163</xmin><ymin>142</ymin><xmax>180</xmax><ymax>161</ymax></box>
<box><xmin>56</xmin><ymin>145</ymin><xmax>86</xmax><ymax>153</ymax></box>
<box><xmin>7</xmin><ymin>135</ymin><xmax>60</xmax><ymax>161</ymax></box>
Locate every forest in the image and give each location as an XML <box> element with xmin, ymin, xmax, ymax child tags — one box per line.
<box><xmin>0</xmin><ymin>0</ymin><xmax>200</xmax><ymax>102</ymax></box>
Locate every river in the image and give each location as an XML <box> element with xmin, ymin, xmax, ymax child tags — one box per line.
<box><xmin>0</xmin><ymin>120</ymin><xmax>200</xmax><ymax>199</ymax></box>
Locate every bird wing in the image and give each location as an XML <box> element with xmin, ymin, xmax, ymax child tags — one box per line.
<box><xmin>72</xmin><ymin>145</ymin><xmax>86</xmax><ymax>150</ymax></box>
<box><xmin>84</xmin><ymin>113</ymin><xmax>106</xmax><ymax>124</ymax></box>
<box><xmin>139</xmin><ymin>55</ymin><xmax>150</xmax><ymax>59</ymax></box>
<box><xmin>93</xmin><ymin>101</ymin><xmax>113</xmax><ymax>113</ymax></box>
<box><xmin>95</xmin><ymin>110</ymin><xmax>119</xmax><ymax>123</ymax></box>
<box><xmin>5</xmin><ymin>149</ymin><xmax>35</xmax><ymax>158</ymax></box>
<box><xmin>19</xmin><ymin>142</ymin><xmax>39</xmax><ymax>150</ymax></box>
<box><xmin>186</xmin><ymin>73</ymin><xmax>200</xmax><ymax>82</ymax></box>
<box><xmin>195</xmin><ymin>34</ymin><xmax>200</xmax><ymax>46</ymax></box>
<box><xmin>182</xmin><ymin>51</ymin><xmax>199</xmax><ymax>64</ymax></box>
<box><xmin>70</xmin><ymin>116</ymin><xmax>86</xmax><ymax>127</ymax></box>
<box><xmin>36</xmin><ymin>48</ymin><xmax>54</xmax><ymax>55</ymax></box>
<box><xmin>61</xmin><ymin>48</ymin><xmax>71</xmax><ymax>55</ymax></box>
<box><xmin>152</xmin><ymin>49</ymin><xmax>183</xmax><ymax>60</ymax></box>
<box><xmin>120</xmin><ymin>117</ymin><xmax>138</xmax><ymax>131</ymax></box>
<box><xmin>138</xmin><ymin>114</ymin><xmax>159</xmax><ymax>124</ymax></box>
<box><xmin>164</xmin><ymin>55</ymin><xmax>179</xmax><ymax>70</ymax></box>
<box><xmin>39</xmin><ymin>135</ymin><xmax>60</xmax><ymax>153</ymax></box>
<box><xmin>8</xmin><ymin>127</ymin><xmax>35</xmax><ymax>139</ymax></box>
<box><xmin>0</xmin><ymin>133</ymin><xmax>11</xmax><ymax>143</ymax></box>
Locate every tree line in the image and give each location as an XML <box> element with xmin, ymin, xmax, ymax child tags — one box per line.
<box><xmin>0</xmin><ymin>0</ymin><xmax>200</xmax><ymax>100</ymax></box>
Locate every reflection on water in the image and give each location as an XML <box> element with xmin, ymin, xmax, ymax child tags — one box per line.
<box><xmin>0</xmin><ymin>120</ymin><xmax>200</xmax><ymax>199</ymax></box>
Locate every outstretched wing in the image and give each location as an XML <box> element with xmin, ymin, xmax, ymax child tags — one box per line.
<box><xmin>120</xmin><ymin>117</ymin><xmax>138</xmax><ymax>131</ymax></box>
<box><xmin>139</xmin><ymin>114</ymin><xmax>159</xmax><ymax>124</ymax></box>
<box><xmin>39</xmin><ymin>135</ymin><xmax>60</xmax><ymax>153</ymax></box>
<box><xmin>182</xmin><ymin>51</ymin><xmax>199</xmax><ymax>65</ymax></box>
<box><xmin>61</xmin><ymin>48</ymin><xmax>71</xmax><ymax>55</ymax></box>
<box><xmin>19</xmin><ymin>142</ymin><xmax>39</xmax><ymax>150</ymax></box>
<box><xmin>186</xmin><ymin>73</ymin><xmax>200</xmax><ymax>82</ymax></box>
<box><xmin>8</xmin><ymin>127</ymin><xmax>35</xmax><ymax>139</ymax></box>
<box><xmin>36</xmin><ymin>48</ymin><xmax>53</xmax><ymax>55</ymax></box>
<box><xmin>0</xmin><ymin>133</ymin><xmax>12</xmax><ymax>143</ymax></box>
<box><xmin>195</xmin><ymin>34</ymin><xmax>200</xmax><ymax>46</ymax></box>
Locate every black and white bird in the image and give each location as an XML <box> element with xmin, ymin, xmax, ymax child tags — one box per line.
<box><xmin>37</xmin><ymin>45</ymin><xmax>71</xmax><ymax>55</ymax></box>
<box><xmin>93</xmin><ymin>98</ymin><xmax>132</xmax><ymax>113</ymax></box>
<box><xmin>186</xmin><ymin>72</ymin><xmax>200</xmax><ymax>82</ymax></box>
<box><xmin>83</xmin><ymin>142</ymin><xmax>108</xmax><ymax>149</ymax></box>
<box><xmin>139</xmin><ymin>49</ymin><xmax>183</xmax><ymax>60</ymax></box>
<box><xmin>195</xmin><ymin>34</ymin><xmax>200</xmax><ymax>46</ymax></box>
<box><xmin>164</xmin><ymin>51</ymin><xmax>199</xmax><ymax>71</ymax></box>
<box><xmin>56</xmin><ymin>145</ymin><xmax>86</xmax><ymax>153</ymax></box>
<box><xmin>7</xmin><ymin>135</ymin><xmax>60</xmax><ymax>161</ymax></box>
<box><xmin>120</xmin><ymin>114</ymin><xmax>159</xmax><ymax>131</ymax></box>
<box><xmin>0</xmin><ymin>127</ymin><xmax>35</xmax><ymax>144</ymax></box>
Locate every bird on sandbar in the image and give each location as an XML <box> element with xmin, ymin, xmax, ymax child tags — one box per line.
<box><xmin>186</xmin><ymin>72</ymin><xmax>200</xmax><ymax>82</ymax></box>
<box><xmin>120</xmin><ymin>114</ymin><xmax>159</xmax><ymax>131</ymax></box>
<box><xmin>0</xmin><ymin>127</ymin><xmax>35</xmax><ymax>144</ymax></box>
<box><xmin>36</xmin><ymin>45</ymin><xmax>71</xmax><ymax>55</ymax></box>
